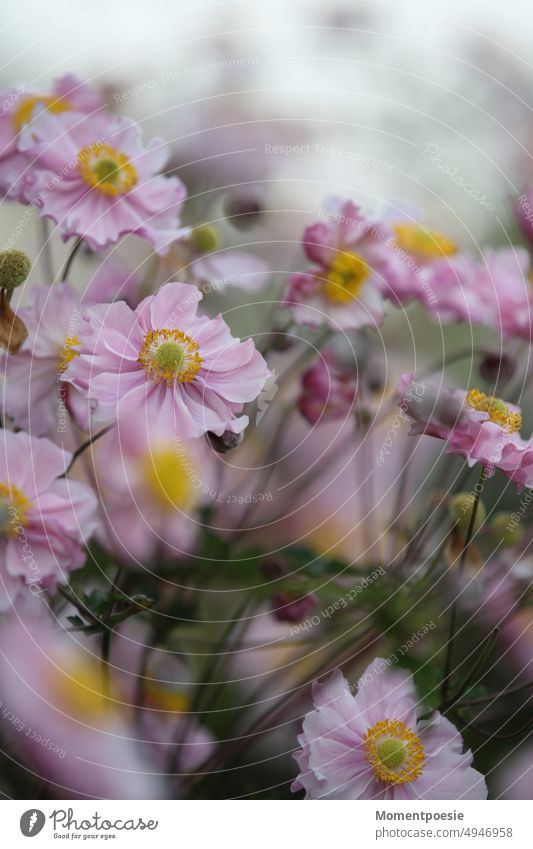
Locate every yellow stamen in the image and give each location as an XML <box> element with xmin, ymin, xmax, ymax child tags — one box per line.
<box><xmin>466</xmin><ymin>388</ymin><xmax>521</xmax><ymax>433</ymax></box>
<box><xmin>393</xmin><ymin>223</ymin><xmax>457</xmax><ymax>258</ymax></box>
<box><xmin>325</xmin><ymin>250</ymin><xmax>369</xmax><ymax>303</ymax></box>
<box><xmin>144</xmin><ymin>681</ymin><xmax>190</xmax><ymax>713</ymax></box>
<box><xmin>364</xmin><ymin>719</ymin><xmax>425</xmax><ymax>785</ymax></box>
<box><xmin>138</xmin><ymin>328</ymin><xmax>202</xmax><ymax>384</ymax></box>
<box><xmin>55</xmin><ymin>660</ymin><xmax>112</xmax><ymax>719</ymax></box>
<box><xmin>142</xmin><ymin>447</ymin><xmax>196</xmax><ymax>510</ymax></box>
<box><xmin>0</xmin><ymin>482</ymin><xmax>31</xmax><ymax>536</ymax></box>
<box><xmin>78</xmin><ymin>142</ymin><xmax>137</xmax><ymax>196</ymax></box>
<box><xmin>13</xmin><ymin>95</ymin><xmax>70</xmax><ymax>132</ymax></box>
<box><xmin>58</xmin><ymin>335</ymin><xmax>80</xmax><ymax>374</ymax></box>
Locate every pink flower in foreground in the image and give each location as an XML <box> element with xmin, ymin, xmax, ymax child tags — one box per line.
<box><xmin>19</xmin><ymin>110</ymin><xmax>188</xmax><ymax>253</ymax></box>
<box><xmin>284</xmin><ymin>197</ymin><xmax>409</xmax><ymax>329</ymax></box>
<box><xmin>292</xmin><ymin>660</ymin><xmax>487</xmax><ymax>799</ymax></box>
<box><xmin>1</xmin><ymin>283</ymin><xmax>87</xmax><ymax>437</ymax></box>
<box><xmin>64</xmin><ymin>282</ymin><xmax>270</xmax><ymax>438</ymax></box>
<box><xmin>0</xmin><ymin>618</ymin><xmax>163</xmax><ymax>798</ymax></box>
<box><xmin>0</xmin><ymin>74</ymin><xmax>104</xmax><ymax>200</ymax></box>
<box><xmin>0</xmin><ymin>429</ymin><xmax>97</xmax><ymax>611</ymax></box>
<box><xmin>91</xmin><ymin>417</ymin><xmax>216</xmax><ymax>563</ymax></box>
<box><xmin>398</xmin><ymin>373</ymin><xmax>533</xmax><ymax>489</ymax></box>
<box><xmin>297</xmin><ymin>347</ymin><xmax>357</xmax><ymax>425</ymax></box>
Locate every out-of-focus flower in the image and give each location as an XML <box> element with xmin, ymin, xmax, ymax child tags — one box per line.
<box><xmin>0</xmin><ymin>618</ymin><xmax>163</xmax><ymax>798</ymax></box>
<box><xmin>398</xmin><ymin>373</ymin><xmax>533</xmax><ymax>489</ymax></box>
<box><xmin>19</xmin><ymin>111</ymin><xmax>188</xmax><ymax>254</ymax></box>
<box><xmin>494</xmin><ymin>745</ymin><xmax>533</xmax><ymax>799</ymax></box>
<box><xmin>297</xmin><ymin>346</ymin><xmax>357</xmax><ymax>425</ymax></box>
<box><xmin>415</xmin><ymin>248</ymin><xmax>533</xmax><ymax>341</ymax></box>
<box><xmin>270</xmin><ymin>590</ymin><xmax>318</xmax><ymax>623</ymax></box>
<box><xmin>285</xmin><ymin>197</ymin><xmax>408</xmax><ymax>329</ymax></box>
<box><xmin>1</xmin><ymin>283</ymin><xmax>86</xmax><ymax>436</ymax></box>
<box><xmin>0</xmin><ymin>429</ymin><xmax>97</xmax><ymax>610</ymax></box>
<box><xmin>0</xmin><ymin>74</ymin><xmax>104</xmax><ymax>199</ymax></box>
<box><xmin>91</xmin><ymin>418</ymin><xmax>215</xmax><ymax>563</ymax></box>
<box><xmin>292</xmin><ymin>660</ymin><xmax>487</xmax><ymax>799</ymax></box>
<box><xmin>64</xmin><ymin>281</ymin><xmax>270</xmax><ymax>439</ymax></box>
<box><xmin>83</xmin><ymin>254</ymin><xmax>145</xmax><ymax>308</ymax></box>
<box><xmin>163</xmin><ymin>225</ymin><xmax>270</xmax><ymax>292</ymax></box>
<box><xmin>513</xmin><ymin>187</ymin><xmax>533</xmax><ymax>250</ymax></box>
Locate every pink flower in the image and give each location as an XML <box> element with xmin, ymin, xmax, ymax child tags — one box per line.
<box><xmin>91</xmin><ymin>417</ymin><xmax>216</xmax><ymax>563</ymax></box>
<box><xmin>0</xmin><ymin>617</ymin><xmax>163</xmax><ymax>798</ymax></box>
<box><xmin>298</xmin><ymin>346</ymin><xmax>357</xmax><ymax>425</ymax></box>
<box><xmin>398</xmin><ymin>373</ymin><xmax>533</xmax><ymax>489</ymax></box>
<box><xmin>1</xmin><ymin>282</ymin><xmax>87</xmax><ymax>437</ymax></box>
<box><xmin>19</xmin><ymin>110</ymin><xmax>188</xmax><ymax>253</ymax></box>
<box><xmin>414</xmin><ymin>248</ymin><xmax>533</xmax><ymax>341</ymax></box>
<box><xmin>292</xmin><ymin>660</ymin><xmax>487</xmax><ymax>799</ymax></box>
<box><xmin>284</xmin><ymin>197</ymin><xmax>409</xmax><ymax>329</ymax></box>
<box><xmin>0</xmin><ymin>429</ymin><xmax>97</xmax><ymax>611</ymax></box>
<box><xmin>63</xmin><ymin>281</ymin><xmax>270</xmax><ymax>438</ymax></box>
<box><xmin>0</xmin><ymin>74</ymin><xmax>104</xmax><ymax>200</ymax></box>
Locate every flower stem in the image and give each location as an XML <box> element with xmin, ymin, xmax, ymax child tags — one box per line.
<box><xmin>440</xmin><ymin>465</ymin><xmax>487</xmax><ymax>705</ymax></box>
<box><xmin>61</xmin><ymin>237</ymin><xmax>83</xmax><ymax>282</ymax></box>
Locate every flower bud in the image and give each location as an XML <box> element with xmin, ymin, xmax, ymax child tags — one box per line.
<box><xmin>298</xmin><ymin>347</ymin><xmax>357</xmax><ymax>425</ymax></box>
<box><xmin>271</xmin><ymin>591</ymin><xmax>317</xmax><ymax>623</ymax></box>
<box><xmin>448</xmin><ymin>492</ymin><xmax>486</xmax><ymax>535</ymax></box>
<box><xmin>260</xmin><ymin>559</ymin><xmax>285</xmax><ymax>579</ymax></box>
<box><xmin>0</xmin><ymin>249</ymin><xmax>31</xmax><ymax>293</ymax></box>
<box><xmin>191</xmin><ymin>224</ymin><xmax>220</xmax><ymax>254</ymax></box>
<box><xmin>0</xmin><ymin>290</ymin><xmax>27</xmax><ymax>353</ymax></box>
<box><xmin>489</xmin><ymin>512</ymin><xmax>524</xmax><ymax>548</ymax></box>
<box><xmin>224</xmin><ymin>188</ymin><xmax>265</xmax><ymax>230</ymax></box>
<box><xmin>207</xmin><ymin>429</ymin><xmax>243</xmax><ymax>453</ymax></box>
<box><xmin>479</xmin><ymin>352</ymin><xmax>515</xmax><ymax>385</ymax></box>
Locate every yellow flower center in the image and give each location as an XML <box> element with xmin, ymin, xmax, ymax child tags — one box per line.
<box><xmin>325</xmin><ymin>250</ymin><xmax>369</xmax><ymax>303</ymax></box>
<box><xmin>393</xmin><ymin>223</ymin><xmax>457</xmax><ymax>258</ymax></box>
<box><xmin>55</xmin><ymin>659</ymin><xmax>112</xmax><ymax>719</ymax></box>
<box><xmin>78</xmin><ymin>142</ymin><xmax>138</xmax><ymax>196</ymax></box>
<box><xmin>58</xmin><ymin>335</ymin><xmax>80</xmax><ymax>374</ymax></box>
<box><xmin>138</xmin><ymin>328</ymin><xmax>203</xmax><ymax>385</ymax></box>
<box><xmin>466</xmin><ymin>388</ymin><xmax>522</xmax><ymax>433</ymax></box>
<box><xmin>142</xmin><ymin>447</ymin><xmax>196</xmax><ymax>510</ymax></box>
<box><xmin>0</xmin><ymin>482</ymin><xmax>31</xmax><ymax>537</ymax></box>
<box><xmin>364</xmin><ymin>719</ymin><xmax>425</xmax><ymax>785</ymax></box>
<box><xmin>144</xmin><ymin>681</ymin><xmax>191</xmax><ymax>713</ymax></box>
<box><xmin>13</xmin><ymin>94</ymin><xmax>70</xmax><ymax>132</ymax></box>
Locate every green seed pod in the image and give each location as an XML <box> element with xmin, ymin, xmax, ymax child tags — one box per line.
<box><xmin>0</xmin><ymin>250</ymin><xmax>31</xmax><ymax>292</ymax></box>
<box><xmin>489</xmin><ymin>512</ymin><xmax>524</xmax><ymax>548</ymax></box>
<box><xmin>449</xmin><ymin>492</ymin><xmax>486</xmax><ymax>535</ymax></box>
<box><xmin>190</xmin><ymin>225</ymin><xmax>220</xmax><ymax>254</ymax></box>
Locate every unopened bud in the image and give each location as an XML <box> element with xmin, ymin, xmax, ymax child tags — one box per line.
<box><xmin>271</xmin><ymin>591</ymin><xmax>317</xmax><ymax>623</ymax></box>
<box><xmin>489</xmin><ymin>512</ymin><xmax>524</xmax><ymax>548</ymax></box>
<box><xmin>191</xmin><ymin>224</ymin><xmax>220</xmax><ymax>254</ymax></box>
<box><xmin>449</xmin><ymin>492</ymin><xmax>486</xmax><ymax>535</ymax></box>
<box><xmin>479</xmin><ymin>352</ymin><xmax>515</xmax><ymax>385</ymax></box>
<box><xmin>207</xmin><ymin>429</ymin><xmax>243</xmax><ymax>453</ymax></box>
<box><xmin>0</xmin><ymin>249</ymin><xmax>31</xmax><ymax>293</ymax></box>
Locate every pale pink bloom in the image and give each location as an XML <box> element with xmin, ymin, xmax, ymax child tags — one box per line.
<box><xmin>91</xmin><ymin>417</ymin><xmax>216</xmax><ymax>563</ymax></box>
<box><xmin>107</xmin><ymin>621</ymin><xmax>216</xmax><ymax>776</ymax></box>
<box><xmin>1</xmin><ymin>283</ymin><xmax>87</xmax><ymax>437</ymax></box>
<box><xmin>298</xmin><ymin>346</ymin><xmax>357</xmax><ymax>425</ymax></box>
<box><xmin>292</xmin><ymin>661</ymin><xmax>487</xmax><ymax>799</ymax></box>
<box><xmin>418</xmin><ymin>248</ymin><xmax>533</xmax><ymax>341</ymax></box>
<box><xmin>64</xmin><ymin>281</ymin><xmax>270</xmax><ymax>439</ymax></box>
<box><xmin>398</xmin><ymin>372</ymin><xmax>533</xmax><ymax>489</ymax></box>
<box><xmin>0</xmin><ymin>73</ymin><xmax>104</xmax><ymax>199</ymax></box>
<box><xmin>19</xmin><ymin>110</ymin><xmax>188</xmax><ymax>253</ymax></box>
<box><xmin>83</xmin><ymin>254</ymin><xmax>145</xmax><ymax>308</ymax></box>
<box><xmin>0</xmin><ymin>429</ymin><xmax>97</xmax><ymax>611</ymax></box>
<box><xmin>0</xmin><ymin>617</ymin><xmax>163</xmax><ymax>798</ymax></box>
<box><xmin>284</xmin><ymin>197</ymin><xmax>409</xmax><ymax>329</ymax></box>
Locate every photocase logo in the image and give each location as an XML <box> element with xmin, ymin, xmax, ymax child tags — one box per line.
<box><xmin>20</xmin><ymin>809</ymin><xmax>46</xmax><ymax>837</ymax></box>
